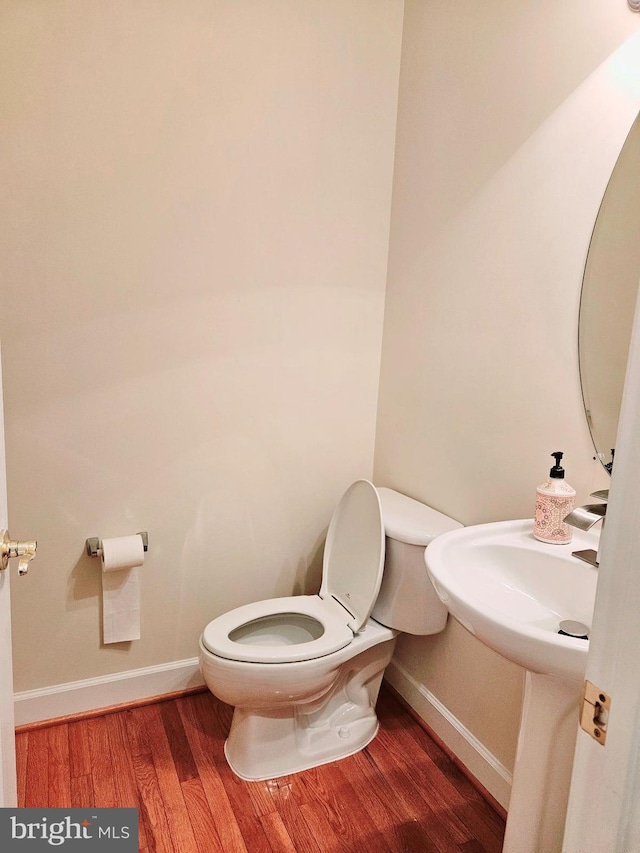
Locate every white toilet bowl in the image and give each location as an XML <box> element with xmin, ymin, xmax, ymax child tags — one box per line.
<box><xmin>199</xmin><ymin>609</ymin><xmax>396</xmax><ymax>779</ymax></box>
<box><xmin>199</xmin><ymin>480</ymin><xmax>461</xmax><ymax>780</ymax></box>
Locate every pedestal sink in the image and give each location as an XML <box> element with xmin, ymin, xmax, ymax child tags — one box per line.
<box><xmin>425</xmin><ymin>520</ymin><xmax>600</xmax><ymax>853</ymax></box>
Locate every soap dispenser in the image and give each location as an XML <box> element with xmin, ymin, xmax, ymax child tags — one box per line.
<box><xmin>533</xmin><ymin>451</ymin><xmax>576</xmax><ymax>544</ymax></box>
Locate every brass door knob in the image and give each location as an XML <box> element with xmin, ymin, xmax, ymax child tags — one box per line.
<box><xmin>0</xmin><ymin>530</ymin><xmax>37</xmax><ymax>575</ymax></box>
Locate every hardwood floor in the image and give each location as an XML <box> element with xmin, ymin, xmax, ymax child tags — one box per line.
<box><xmin>15</xmin><ymin>687</ymin><xmax>505</xmax><ymax>852</ymax></box>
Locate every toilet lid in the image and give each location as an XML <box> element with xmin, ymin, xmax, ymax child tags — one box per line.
<box><xmin>200</xmin><ymin>480</ymin><xmax>385</xmax><ymax>664</ymax></box>
<box><xmin>319</xmin><ymin>479</ymin><xmax>385</xmax><ymax>633</ymax></box>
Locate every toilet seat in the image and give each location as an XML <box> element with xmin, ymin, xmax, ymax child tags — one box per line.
<box><xmin>201</xmin><ymin>480</ymin><xmax>385</xmax><ymax>665</ymax></box>
<box><xmin>201</xmin><ymin>595</ymin><xmax>355</xmax><ymax>663</ymax></box>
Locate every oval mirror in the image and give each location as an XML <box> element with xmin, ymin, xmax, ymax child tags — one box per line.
<box><xmin>579</xmin><ymin>112</ymin><xmax>640</xmax><ymax>474</ymax></box>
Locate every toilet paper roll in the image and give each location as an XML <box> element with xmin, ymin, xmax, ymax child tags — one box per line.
<box><xmin>101</xmin><ymin>535</ymin><xmax>144</xmax><ymax>644</ymax></box>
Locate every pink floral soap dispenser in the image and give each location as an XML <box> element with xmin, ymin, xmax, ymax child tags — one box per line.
<box><xmin>533</xmin><ymin>451</ymin><xmax>576</xmax><ymax>544</ymax></box>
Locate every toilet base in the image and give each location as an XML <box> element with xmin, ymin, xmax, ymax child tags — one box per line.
<box><xmin>224</xmin><ymin>642</ymin><xmax>392</xmax><ymax>780</ymax></box>
<box><xmin>225</xmin><ymin>710</ymin><xmax>379</xmax><ymax>781</ymax></box>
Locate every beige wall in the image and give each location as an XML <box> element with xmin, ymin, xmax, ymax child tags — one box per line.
<box><xmin>0</xmin><ymin>1</ymin><xmax>404</xmax><ymax>691</ymax></box>
<box><xmin>375</xmin><ymin>1</ymin><xmax>640</xmax><ymax>773</ymax></box>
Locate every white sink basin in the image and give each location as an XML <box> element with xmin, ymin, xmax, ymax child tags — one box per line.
<box><xmin>425</xmin><ymin>519</ymin><xmax>600</xmax><ymax>682</ymax></box>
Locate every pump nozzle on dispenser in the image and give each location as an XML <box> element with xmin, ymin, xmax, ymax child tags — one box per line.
<box><xmin>550</xmin><ymin>451</ymin><xmax>565</xmax><ymax>479</ymax></box>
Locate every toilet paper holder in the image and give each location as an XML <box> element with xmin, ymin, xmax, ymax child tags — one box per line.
<box><xmin>86</xmin><ymin>532</ymin><xmax>149</xmax><ymax>558</ymax></box>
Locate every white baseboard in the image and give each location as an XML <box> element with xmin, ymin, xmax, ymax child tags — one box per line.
<box><xmin>384</xmin><ymin>658</ymin><xmax>512</xmax><ymax>811</ymax></box>
<box><xmin>14</xmin><ymin>658</ymin><xmax>205</xmax><ymax>727</ymax></box>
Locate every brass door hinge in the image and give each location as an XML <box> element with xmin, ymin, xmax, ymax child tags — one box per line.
<box><xmin>580</xmin><ymin>681</ymin><xmax>611</xmax><ymax>745</ymax></box>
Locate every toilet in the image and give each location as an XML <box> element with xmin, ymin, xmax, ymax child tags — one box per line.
<box><xmin>199</xmin><ymin>479</ymin><xmax>461</xmax><ymax>780</ymax></box>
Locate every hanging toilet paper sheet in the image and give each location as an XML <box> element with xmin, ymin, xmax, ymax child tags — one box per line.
<box><xmin>101</xmin><ymin>534</ymin><xmax>145</xmax><ymax>644</ymax></box>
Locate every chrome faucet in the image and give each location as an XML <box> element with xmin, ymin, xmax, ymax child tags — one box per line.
<box><xmin>564</xmin><ymin>489</ymin><xmax>608</xmax><ymax>567</ymax></box>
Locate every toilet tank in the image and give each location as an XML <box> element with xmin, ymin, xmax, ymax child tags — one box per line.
<box><xmin>371</xmin><ymin>487</ymin><xmax>462</xmax><ymax>635</ymax></box>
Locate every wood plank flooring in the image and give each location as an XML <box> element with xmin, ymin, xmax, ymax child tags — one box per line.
<box><xmin>15</xmin><ymin>687</ymin><xmax>505</xmax><ymax>852</ymax></box>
